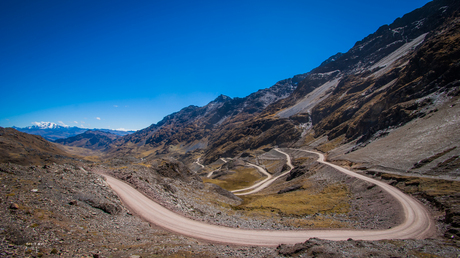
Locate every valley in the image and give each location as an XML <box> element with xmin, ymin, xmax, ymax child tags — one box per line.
<box><xmin>2</xmin><ymin>0</ymin><xmax>460</xmax><ymax>257</ymax></box>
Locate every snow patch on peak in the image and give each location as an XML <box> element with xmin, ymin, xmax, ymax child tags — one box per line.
<box><xmin>115</xmin><ymin>128</ymin><xmax>135</xmax><ymax>132</ymax></box>
<box><xmin>30</xmin><ymin>121</ymin><xmax>68</xmax><ymax>129</ymax></box>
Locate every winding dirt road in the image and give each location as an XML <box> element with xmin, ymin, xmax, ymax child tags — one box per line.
<box><xmin>231</xmin><ymin>163</ymin><xmax>273</xmax><ymax>195</ymax></box>
<box><xmin>102</xmin><ymin>149</ymin><xmax>434</xmax><ymax>246</ymax></box>
<box><xmin>231</xmin><ymin>148</ymin><xmax>294</xmax><ymax>195</ymax></box>
<box><xmin>206</xmin><ymin>158</ymin><xmax>228</xmax><ymax>178</ymax></box>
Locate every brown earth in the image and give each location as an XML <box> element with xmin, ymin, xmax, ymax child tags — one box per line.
<box><xmin>0</xmin><ymin>127</ymin><xmax>77</xmax><ymax>165</ymax></box>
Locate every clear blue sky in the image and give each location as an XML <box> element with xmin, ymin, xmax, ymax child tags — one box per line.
<box><xmin>0</xmin><ymin>0</ymin><xmax>431</xmax><ymax>131</ymax></box>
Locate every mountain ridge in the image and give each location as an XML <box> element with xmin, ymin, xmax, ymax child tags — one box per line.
<box><xmin>13</xmin><ymin>124</ymin><xmax>135</xmax><ymax>141</ymax></box>
<box><xmin>0</xmin><ymin>127</ymin><xmax>76</xmax><ymax>165</ymax></box>
<box><xmin>101</xmin><ymin>0</ymin><xmax>460</xmax><ymax>169</ymax></box>
<box><xmin>105</xmin><ymin>73</ymin><xmax>306</xmax><ymax>158</ymax></box>
<box><xmin>54</xmin><ymin>130</ymin><xmax>122</xmax><ymax>151</ymax></box>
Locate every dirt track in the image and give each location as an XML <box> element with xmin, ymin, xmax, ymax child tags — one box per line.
<box><xmin>231</xmin><ymin>148</ymin><xmax>294</xmax><ymax>196</ymax></box>
<box><xmin>102</xmin><ymin>149</ymin><xmax>434</xmax><ymax>246</ymax></box>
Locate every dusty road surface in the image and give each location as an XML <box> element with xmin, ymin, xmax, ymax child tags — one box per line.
<box><xmin>232</xmin><ymin>148</ymin><xmax>294</xmax><ymax>196</ymax></box>
<box><xmin>102</xmin><ymin>149</ymin><xmax>434</xmax><ymax>246</ymax></box>
<box><xmin>231</xmin><ymin>163</ymin><xmax>273</xmax><ymax>195</ymax></box>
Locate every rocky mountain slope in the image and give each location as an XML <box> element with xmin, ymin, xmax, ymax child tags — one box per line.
<box><xmin>199</xmin><ymin>0</ymin><xmax>460</xmax><ymax>166</ymax></box>
<box><xmin>105</xmin><ymin>74</ymin><xmax>306</xmax><ymax>158</ymax></box>
<box><xmin>0</xmin><ymin>127</ymin><xmax>76</xmax><ymax>165</ymax></box>
<box><xmin>1</xmin><ymin>162</ymin><xmax>274</xmax><ymax>257</ymax></box>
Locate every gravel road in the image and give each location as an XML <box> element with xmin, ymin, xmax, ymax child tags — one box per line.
<box><xmin>101</xmin><ymin>149</ymin><xmax>434</xmax><ymax>246</ymax></box>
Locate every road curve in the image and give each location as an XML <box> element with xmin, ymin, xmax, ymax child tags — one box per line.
<box><xmin>102</xmin><ymin>149</ymin><xmax>434</xmax><ymax>246</ymax></box>
<box><xmin>231</xmin><ymin>163</ymin><xmax>273</xmax><ymax>194</ymax></box>
<box><xmin>206</xmin><ymin>158</ymin><xmax>229</xmax><ymax>178</ymax></box>
<box><xmin>231</xmin><ymin>148</ymin><xmax>294</xmax><ymax>195</ymax></box>
<box><xmin>194</xmin><ymin>158</ymin><xmax>205</xmax><ymax>169</ymax></box>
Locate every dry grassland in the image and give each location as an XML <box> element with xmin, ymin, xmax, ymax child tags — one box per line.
<box><xmin>202</xmin><ymin>166</ymin><xmax>265</xmax><ymax>191</ymax></box>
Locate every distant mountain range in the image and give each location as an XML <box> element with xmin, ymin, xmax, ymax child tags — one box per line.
<box><xmin>13</xmin><ymin>122</ymin><xmax>135</xmax><ymax>141</ymax></box>
<box><xmin>54</xmin><ymin>130</ymin><xmax>122</xmax><ymax>151</ymax></box>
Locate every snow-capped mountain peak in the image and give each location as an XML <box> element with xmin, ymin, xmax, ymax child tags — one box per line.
<box><xmin>29</xmin><ymin>121</ymin><xmax>69</xmax><ymax>129</ymax></box>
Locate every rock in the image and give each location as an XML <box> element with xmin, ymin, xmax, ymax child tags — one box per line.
<box><xmin>277</xmin><ymin>238</ymin><xmax>321</xmax><ymax>256</ymax></box>
<box><xmin>206</xmin><ymin>183</ymin><xmax>242</xmax><ymax>202</ymax></box>
<box><xmin>278</xmin><ymin>185</ymin><xmax>302</xmax><ymax>194</ymax></box>
<box><xmin>68</xmin><ymin>200</ymin><xmax>78</xmax><ymax>206</ymax></box>
<box><xmin>445</xmin><ymin>206</ymin><xmax>460</xmax><ymax>227</ymax></box>
<box><xmin>161</xmin><ymin>183</ymin><xmax>176</xmax><ymax>194</ymax></box>
<box><xmin>77</xmin><ymin>193</ymin><xmax>121</xmax><ymax>215</ymax></box>
<box><xmin>9</xmin><ymin>203</ymin><xmax>19</xmax><ymax>209</ymax></box>
<box><xmin>286</xmin><ymin>166</ymin><xmax>307</xmax><ymax>181</ymax></box>
<box><xmin>94</xmin><ymin>201</ymin><xmax>121</xmax><ymax>215</ymax></box>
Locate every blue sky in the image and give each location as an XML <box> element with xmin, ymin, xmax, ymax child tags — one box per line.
<box><xmin>1</xmin><ymin>0</ymin><xmax>431</xmax><ymax>131</ymax></box>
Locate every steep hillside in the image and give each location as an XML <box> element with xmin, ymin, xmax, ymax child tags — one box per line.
<box><xmin>200</xmin><ymin>0</ymin><xmax>460</xmax><ymax>165</ymax></box>
<box><xmin>0</xmin><ymin>127</ymin><xmax>75</xmax><ymax>165</ymax></box>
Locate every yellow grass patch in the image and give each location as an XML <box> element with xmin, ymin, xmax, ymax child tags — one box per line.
<box><xmin>139</xmin><ymin>145</ymin><xmax>163</xmax><ymax>158</ymax></box>
<box><xmin>258</xmin><ymin>159</ymin><xmax>284</xmax><ymax>174</ymax></box>
<box><xmin>84</xmin><ymin>156</ymin><xmax>101</xmax><ymax>162</ymax></box>
<box><xmin>383</xmin><ymin>173</ymin><xmax>460</xmax><ymax>196</ymax></box>
<box><xmin>303</xmin><ymin>133</ymin><xmax>316</xmax><ymax>145</ymax></box>
<box><xmin>110</xmin><ymin>166</ymin><xmax>128</xmax><ymax>170</ymax></box>
<box><xmin>237</xmin><ymin>183</ymin><xmax>350</xmax><ymax>216</ymax></box>
<box><xmin>60</xmin><ymin>145</ymin><xmax>102</xmax><ymax>157</ymax></box>
<box><xmin>202</xmin><ymin>166</ymin><xmax>265</xmax><ymax>191</ymax></box>
<box><xmin>283</xmin><ymin>216</ymin><xmax>349</xmax><ymax>229</ymax></box>
<box><xmin>317</xmin><ymin>135</ymin><xmax>345</xmax><ymax>153</ymax></box>
<box><xmin>136</xmin><ymin>163</ymin><xmax>152</xmax><ymax>168</ymax></box>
